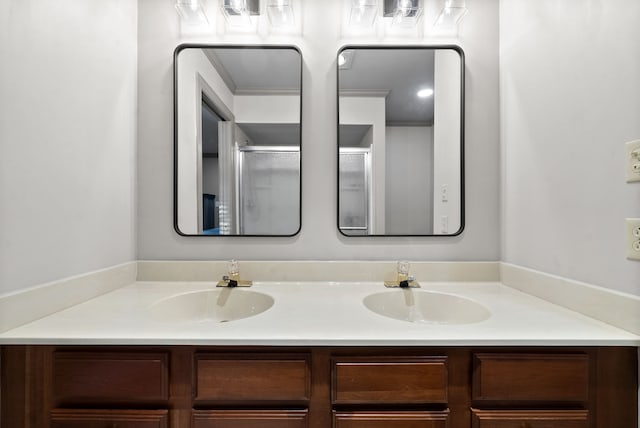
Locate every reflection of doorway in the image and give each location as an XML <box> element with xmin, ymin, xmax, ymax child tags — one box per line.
<box><xmin>201</xmin><ymin>97</ymin><xmax>222</xmax><ymax>234</ymax></box>
<box><xmin>198</xmin><ymin>92</ymin><xmax>235</xmax><ymax>236</ymax></box>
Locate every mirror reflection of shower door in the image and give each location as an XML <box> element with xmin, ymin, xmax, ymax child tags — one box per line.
<box><xmin>238</xmin><ymin>147</ymin><xmax>300</xmax><ymax>235</ymax></box>
<box><xmin>339</xmin><ymin>148</ymin><xmax>371</xmax><ymax>235</ymax></box>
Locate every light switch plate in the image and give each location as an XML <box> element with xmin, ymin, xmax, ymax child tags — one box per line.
<box><xmin>626</xmin><ymin>140</ymin><xmax>640</xmax><ymax>183</ymax></box>
<box><xmin>626</xmin><ymin>218</ymin><xmax>640</xmax><ymax>261</ymax></box>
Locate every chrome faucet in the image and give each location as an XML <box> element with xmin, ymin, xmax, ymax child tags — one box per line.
<box><xmin>384</xmin><ymin>261</ymin><xmax>420</xmax><ymax>288</ymax></box>
<box><xmin>217</xmin><ymin>259</ymin><xmax>253</xmax><ymax>287</ymax></box>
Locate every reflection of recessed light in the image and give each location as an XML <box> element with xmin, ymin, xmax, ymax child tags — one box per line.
<box><xmin>417</xmin><ymin>88</ymin><xmax>434</xmax><ymax>98</ymax></box>
<box><xmin>338</xmin><ymin>50</ymin><xmax>354</xmax><ymax>69</ymax></box>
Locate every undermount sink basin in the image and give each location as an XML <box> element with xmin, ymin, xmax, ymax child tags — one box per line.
<box><xmin>146</xmin><ymin>289</ymin><xmax>274</xmax><ymax>323</ymax></box>
<box><xmin>363</xmin><ymin>290</ymin><xmax>491</xmax><ymax>324</ymax></box>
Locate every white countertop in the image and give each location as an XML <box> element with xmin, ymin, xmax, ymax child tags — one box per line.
<box><xmin>0</xmin><ymin>281</ymin><xmax>637</xmax><ymax>346</ymax></box>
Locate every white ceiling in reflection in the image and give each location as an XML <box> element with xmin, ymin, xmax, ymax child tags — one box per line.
<box><xmin>205</xmin><ymin>48</ymin><xmax>301</xmax><ymax>94</ymax></box>
<box><xmin>339</xmin><ymin>49</ymin><xmax>435</xmax><ymax>125</ymax></box>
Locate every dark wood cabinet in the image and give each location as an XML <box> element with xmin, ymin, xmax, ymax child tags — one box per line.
<box><xmin>1</xmin><ymin>346</ymin><xmax>637</xmax><ymax>428</ymax></box>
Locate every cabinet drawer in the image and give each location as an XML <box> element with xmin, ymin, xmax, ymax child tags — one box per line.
<box><xmin>192</xmin><ymin>410</ymin><xmax>308</xmax><ymax>428</ymax></box>
<box><xmin>53</xmin><ymin>352</ymin><xmax>169</xmax><ymax>405</ymax></box>
<box><xmin>332</xmin><ymin>357</ymin><xmax>448</xmax><ymax>404</ymax></box>
<box><xmin>472</xmin><ymin>353</ymin><xmax>589</xmax><ymax>403</ymax></box>
<box><xmin>471</xmin><ymin>409</ymin><xmax>589</xmax><ymax>428</ymax></box>
<box><xmin>334</xmin><ymin>411</ymin><xmax>449</xmax><ymax>428</ymax></box>
<box><xmin>195</xmin><ymin>353</ymin><xmax>310</xmax><ymax>403</ymax></box>
<box><xmin>50</xmin><ymin>409</ymin><xmax>168</xmax><ymax>428</ymax></box>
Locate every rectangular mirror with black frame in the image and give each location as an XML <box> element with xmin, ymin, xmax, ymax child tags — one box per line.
<box><xmin>337</xmin><ymin>45</ymin><xmax>465</xmax><ymax>236</ymax></box>
<box><xmin>174</xmin><ymin>45</ymin><xmax>302</xmax><ymax>236</ymax></box>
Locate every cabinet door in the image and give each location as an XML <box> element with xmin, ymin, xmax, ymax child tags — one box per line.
<box><xmin>50</xmin><ymin>409</ymin><xmax>168</xmax><ymax>428</ymax></box>
<box><xmin>334</xmin><ymin>411</ymin><xmax>449</xmax><ymax>428</ymax></box>
<box><xmin>195</xmin><ymin>353</ymin><xmax>310</xmax><ymax>404</ymax></box>
<box><xmin>192</xmin><ymin>410</ymin><xmax>308</xmax><ymax>428</ymax></box>
<box><xmin>332</xmin><ymin>356</ymin><xmax>448</xmax><ymax>405</ymax></box>
<box><xmin>53</xmin><ymin>352</ymin><xmax>169</xmax><ymax>405</ymax></box>
<box><xmin>472</xmin><ymin>353</ymin><xmax>589</xmax><ymax>404</ymax></box>
<box><xmin>471</xmin><ymin>409</ymin><xmax>589</xmax><ymax>428</ymax></box>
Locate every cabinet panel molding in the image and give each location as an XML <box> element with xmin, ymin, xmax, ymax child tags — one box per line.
<box><xmin>334</xmin><ymin>410</ymin><xmax>449</xmax><ymax>428</ymax></box>
<box><xmin>471</xmin><ymin>409</ymin><xmax>589</xmax><ymax>428</ymax></box>
<box><xmin>332</xmin><ymin>356</ymin><xmax>448</xmax><ymax>404</ymax></box>
<box><xmin>50</xmin><ymin>409</ymin><xmax>168</xmax><ymax>428</ymax></box>
<box><xmin>192</xmin><ymin>409</ymin><xmax>308</xmax><ymax>428</ymax></box>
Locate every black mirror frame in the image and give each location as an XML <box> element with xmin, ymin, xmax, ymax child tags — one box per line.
<box><xmin>173</xmin><ymin>44</ymin><xmax>303</xmax><ymax>237</ymax></box>
<box><xmin>336</xmin><ymin>44</ymin><xmax>465</xmax><ymax>237</ymax></box>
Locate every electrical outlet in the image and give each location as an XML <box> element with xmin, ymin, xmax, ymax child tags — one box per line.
<box><xmin>626</xmin><ymin>218</ymin><xmax>640</xmax><ymax>261</ymax></box>
<box><xmin>626</xmin><ymin>140</ymin><xmax>640</xmax><ymax>183</ymax></box>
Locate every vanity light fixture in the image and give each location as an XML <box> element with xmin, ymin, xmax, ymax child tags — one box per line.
<box><xmin>175</xmin><ymin>0</ymin><xmax>210</xmax><ymax>26</ymax></box>
<box><xmin>221</xmin><ymin>0</ymin><xmax>260</xmax><ymax>26</ymax></box>
<box><xmin>384</xmin><ymin>0</ymin><xmax>423</xmax><ymax>27</ymax></box>
<box><xmin>417</xmin><ymin>88</ymin><xmax>433</xmax><ymax>98</ymax></box>
<box><xmin>434</xmin><ymin>0</ymin><xmax>468</xmax><ymax>28</ymax></box>
<box><xmin>349</xmin><ymin>0</ymin><xmax>378</xmax><ymax>28</ymax></box>
<box><xmin>267</xmin><ymin>0</ymin><xmax>295</xmax><ymax>27</ymax></box>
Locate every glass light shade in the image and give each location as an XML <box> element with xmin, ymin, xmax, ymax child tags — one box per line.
<box><xmin>383</xmin><ymin>0</ymin><xmax>422</xmax><ymax>27</ymax></box>
<box><xmin>392</xmin><ymin>5</ymin><xmax>422</xmax><ymax>27</ymax></box>
<box><xmin>349</xmin><ymin>0</ymin><xmax>378</xmax><ymax>28</ymax></box>
<box><xmin>434</xmin><ymin>0</ymin><xmax>467</xmax><ymax>27</ymax></box>
<box><xmin>175</xmin><ymin>0</ymin><xmax>210</xmax><ymax>25</ymax></box>
<box><xmin>267</xmin><ymin>0</ymin><xmax>295</xmax><ymax>27</ymax></box>
<box><xmin>221</xmin><ymin>0</ymin><xmax>259</xmax><ymax>26</ymax></box>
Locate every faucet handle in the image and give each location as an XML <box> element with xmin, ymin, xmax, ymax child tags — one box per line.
<box><xmin>397</xmin><ymin>260</ymin><xmax>410</xmax><ymax>277</ymax></box>
<box><xmin>228</xmin><ymin>259</ymin><xmax>239</xmax><ymax>281</ymax></box>
<box><xmin>217</xmin><ymin>261</ymin><xmax>253</xmax><ymax>287</ymax></box>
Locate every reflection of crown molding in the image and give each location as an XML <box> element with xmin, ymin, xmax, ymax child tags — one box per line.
<box><xmin>339</xmin><ymin>90</ymin><xmax>390</xmax><ymax>98</ymax></box>
<box><xmin>204</xmin><ymin>49</ymin><xmax>237</xmax><ymax>93</ymax></box>
<box><xmin>386</xmin><ymin>120</ymin><xmax>433</xmax><ymax>127</ymax></box>
<box><xmin>204</xmin><ymin>50</ymin><xmax>299</xmax><ymax>96</ymax></box>
<box><xmin>235</xmin><ymin>89</ymin><xmax>301</xmax><ymax>96</ymax></box>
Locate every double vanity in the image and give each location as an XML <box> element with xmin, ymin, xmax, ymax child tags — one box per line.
<box><xmin>1</xmin><ymin>275</ymin><xmax>638</xmax><ymax>428</ymax></box>
<box><xmin>0</xmin><ymin>39</ymin><xmax>637</xmax><ymax>428</ymax></box>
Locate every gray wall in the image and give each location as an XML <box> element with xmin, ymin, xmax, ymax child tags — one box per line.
<box><xmin>385</xmin><ymin>126</ymin><xmax>433</xmax><ymax>235</ymax></box>
<box><xmin>137</xmin><ymin>0</ymin><xmax>500</xmax><ymax>261</ymax></box>
<box><xmin>500</xmin><ymin>0</ymin><xmax>640</xmax><ymax>296</ymax></box>
<box><xmin>0</xmin><ymin>0</ymin><xmax>138</xmax><ymax>295</ymax></box>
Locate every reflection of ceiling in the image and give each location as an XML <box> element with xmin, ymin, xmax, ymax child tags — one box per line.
<box><xmin>339</xmin><ymin>49</ymin><xmax>435</xmax><ymax>125</ymax></box>
<box><xmin>339</xmin><ymin>124</ymin><xmax>372</xmax><ymax>147</ymax></box>
<box><xmin>205</xmin><ymin>48</ymin><xmax>301</xmax><ymax>95</ymax></box>
<box><xmin>238</xmin><ymin>123</ymin><xmax>300</xmax><ymax>146</ymax></box>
